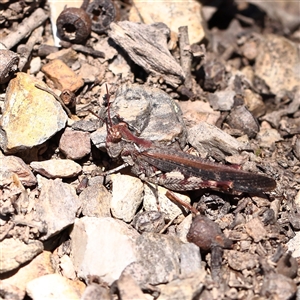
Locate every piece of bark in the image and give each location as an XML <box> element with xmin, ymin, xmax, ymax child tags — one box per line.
<box><xmin>1</xmin><ymin>8</ymin><xmax>48</xmax><ymax>50</ymax></box>
<box><xmin>17</xmin><ymin>26</ymin><xmax>44</xmax><ymax>71</ymax></box>
<box><xmin>179</xmin><ymin>26</ymin><xmax>193</xmax><ymax>91</ymax></box>
<box><xmin>108</xmin><ymin>21</ymin><xmax>184</xmax><ymax>87</ymax></box>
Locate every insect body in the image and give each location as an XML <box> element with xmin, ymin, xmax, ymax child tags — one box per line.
<box><xmin>104</xmin><ymin>104</ymin><xmax>276</xmax><ymax>194</ymax></box>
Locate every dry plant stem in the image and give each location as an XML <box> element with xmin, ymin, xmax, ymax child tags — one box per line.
<box><xmin>34</xmin><ymin>84</ymin><xmax>73</xmax><ymax>118</ymax></box>
<box><xmin>159</xmin><ymin>215</ymin><xmax>178</xmax><ymax>234</ymax></box>
<box><xmin>179</xmin><ymin>26</ymin><xmax>193</xmax><ymax>90</ymax></box>
<box><xmin>1</xmin><ymin>8</ymin><xmax>48</xmax><ymax>49</ymax></box>
<box><xmin>18</xmin><ymin>26</ymin><xmax>44</xmax><ymax>71</ymax></box>
<box><xmin>166</xmin><ymin>190</ymin><xmax>198</xmax><ymax>215</ymax></box>
<box><xmin>72</xmin><ymin>44</ymin><xmax>105</xmax><ymax>58</ymax></box>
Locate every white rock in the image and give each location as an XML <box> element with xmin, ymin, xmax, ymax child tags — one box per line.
<box><xmin>111</xmin><ymin>174</ymin><xmax>144</xmax><ymax>222</ymax></box>
<box><xmin>59</xmin><ymin>254</ymin><xmax>76</xmax><ymax>280</ymax></box>
<box><xmin>143</xmin><ymin>184</ymin><xmax>190</xmax><ymax>220</ymax></box>
<box><xmin>287</xmin><ymin>231</ymin><xmax>300</xmax><ymax>258</ymax></box>
<box><xmin>26</xmin><ymin>274</ymin><xmax>81</xmax><ymax>300</ymax></box>
<box><xmin>70</xmin><ymin>217</ymin><xmax>139</xmax><ymax>285</ymax></box>
<box><xmin>30</xmin><ymin>159</ymin><xmax>82</xmax><ymax>178</ymax></box>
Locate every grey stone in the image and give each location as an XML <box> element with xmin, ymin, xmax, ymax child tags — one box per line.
<box><xmin>70</xmin><ymin>217</ymin><xmax>139</xmax><ymax>285</ymax></box>
<box><xmin>34</xmin><ymin>175</ymin><xmax>80</xmax><ymax>240</ymax></box>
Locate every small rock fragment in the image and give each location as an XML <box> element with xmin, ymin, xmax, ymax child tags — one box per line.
<box><xmin>132</xmin><ymin>211</ymin><xmax>165</xmax><ymax>233</ymax></box>
<box><xmin>29</xmin><ymin>57</ymin><xmax>41</xmax><ymax>74</ymax></box>
<box><xmin>81</xmin><ymin>284</ymin><xmax>110</xmax><ymax>300</ymax></box>
<box><xmin>188</xmin><ymin>121</ymin><xmax>250</xmax><ymax>160</ymax></box>
<box><xmin>59</xmin><ymin>254</ymin><xmax>77</xmax><ymax>280</ymax></box>
<box><xmin>111</xmin><ymin>174</ymin><xmax>144</xmax><ymax>222</ymax></box>
<box><xmin>256</xmin><ymin>127</ymin><xmax>283</xmax><ymax>148</ymax></box>
<box><xmin>71</xmin><ymin>118</ymin><xmax>99</xmax><ymax>132</ymax></box>
<box><xmin>79</xmin><ymin>184</ymin><xmax>111</xmax><ymax>218</ymax></box>
<box><xmin>129</xmin><ymin>0</ymin><xmax>206</xmax><ymax>45</ymax></box>
<box><xmin>59</xmin><ymin>128</ymin><xmax>91</xmax><ymax>160</ymax></box>
<box><xmin>143</xmin><ymin>184</ymin><xmax>190</xmax><ymax>220</ymax></box>
<box><xmin>70</xmin><ymin>217</ymin><xmax>139</xmax><ymax>285</ymax></box>
<box><xmin>123</xmin><ymin>232</ymin><xmax>203</xmax><ymax>287</ymax></box>
<box><xmin>0</xmin><ymin>155</ymin><xmax>36</xmax><ymax>186</ymax></box>
<box><xmin>255</xmin><ymin>34</ymin><xmax>300</xmax><ymax>94</ymax></box>
<box><xmin>78</xmin><ymin>63</ymin><xmax>102</xmax><ymax>83</ymax></box>
<box><xmin>26</xmin><ymin>274</ymin><xmax>82</xmax><ymax>300</ymax></box>
<box><xmin>226</xmin><ymin>105</ymin><xmax>259</xmax><ymax>138</ymax></box>
<box><xmin>117</xmin><ymin>273</ymin><xmax>148</xmax><ymax>300</ymax></box>
<box><xmin>1</xmin><ymin>251</ymin><xmax>54</xmax><ymax>292</ymax></box>
<box><xmin>0</xmin><ymin>49</ymin><xmax>19</xmax><ymax>84</ymax></box>
<box><xmin>0</xmin><ymin>238</ymin><xmax>43</xmax><ymax>273</ymax></box>
<box><xmin>0</xmin><ymin>73</ymin><xmax>68</xmax><ymax>154</ymax></box>
<box><xmin>244</xmin><ymin>89</ymin><xmax>266</xmax><ymax>118</ymax></box>
<box><xmin>178</xmin><ymin>100</ymin><xmax>220</xmax><ymax>128</ymax></box>
<box><xmin>176</xmin><ymin>214</ymin><xmax>193</xmax><ymax>243</ymax></box>
<box><xmin>245</xmin><ymin>217</ymin><xmax>267</xmax><ymax>242</ymax></box>
<box><xmin>260</xmin><ymin>273</ymin><xmax>297</xmax><ymax>300</ymax></box>
<box><xmin>287</xmin><ymin>231</ymin><xmax>300</xmax><ymax>258</ymax></box>
<box><xmin>179</xmin><ymin>243</ymin><xmax>202</xmax><ymax>278</ymax></box>
<box><xmin>0</xmin><ymin>281</ymin><xmax>24</xmax><ymax>300</ymax></box>
<box><xmin>157</xmin><ymin>276</ymin><xmax>204</xmax><ymax>300</ymax></box>
<box><xmin>34</xmin><ymin>175</ymin><xmax>80</xmax><ymax>240</ymax></box>
<box><xmin>227</xmin><ymin>250</ymin><xmax>259</xmax><ymax>271</ymax></box>
<box><xmin>42</xmin><ymin>59</ymin><xmax>84</xmax><ymax>92</ymax></box>
<box><xmin>30</xmin><ymin>159</ymin><xmax>82</xmax><ymax>179</ymax></box>
<box><xmin>46</xmin><ymin>48</ymin><xmax>78</xmax><ymax>65</ymax></box>
<box><xmin>208</xmin><ymin>90</ymin><xmax>235</xmax><ymax>111</ymax></box>
<box><xmin>0</xmin><ymin>171</ymin><xmax>29</xmax><ymax>216</ymax></box>
<box><xmin>91</xmin><ymin>84</ymin><xmax>187</xmax><ymax>149</ymax></box>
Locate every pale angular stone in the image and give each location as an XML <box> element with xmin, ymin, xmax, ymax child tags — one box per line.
<box><xmin>34</xmin><ymin>175</ymin><xmax>80</xmax><ymax>240</ymax></box>
<box><xmin>129</xmin><ymin>0</ymin><xmax>206</xmax><ymax>45</ymax></box>
<box><xmin>1</xmin><ymin>251</ymin><xmax>54</xmax><ymax>292</ymax></box>
<box><xmin>0</xmin><ymin>73</ymin><xmax>67</xmax><ymax>154</ymax></box>
<box><xmin>30</xmin><ymin>159</ymin><xmax>82</xmax><ymax>179</ymax></box>
<box><xmin>79</xmin><ymin>184</ymin><xmax>111</xmax><ymax>218</ymax></box>
<box><xmin>188</xmin><ymin>121</ymin><xmax>250</xmax><ymax>160</ymax></box>
<box><xmin>245</xmin><ymin>217</ymin><xmax>267</xmax><ymax>243</ymax></box>
<box><xmin>287</xmin><ymin>231</ymin><xmax>300</xmax><ymax>258</ymax></box>
<box><xmin>255</xmin><ymin>34</ymin><xmax>300</xmax><ymax>94</ymax></box>
<box><xmin>70</xmin><ymin>217</ymin><xmax>139</xmax><ymax>285</ymax></box>
<box><xmin>59</xmin><ymin>254</ymin><xmax>76</xmax><ymax>280</ymax></box>
<box><xmin>117</xmin><ymin>274</ymin><xmax>148</xmax><ymax>300</ymax></box>
<box><xmin>157</xmin><ymin>276</ymin><xmax>204</xmax><ymax>300</ymax></box>
<box><xmin>111</xmin><ymin>174</ymin><xmax>144</xmax><ymax>222</ymax></box>
<box><xmin>143</xmin><ymin>184</ymin><xmax>190</xmax><ymax>220</ymax></box>
<box><xmin>123</xmin><ymin>233</ymin><xmax>203</xmax><ymax>286</ymax></box>
<box><xmin>26</xmin><ymin>274</ymin><xmax>82</xmax><ymax>300</ymax></box>
<box><xmin>0</xmin><ymin>155</ymin><xmax>36</xmax><ymax>186</ymax></box>
<box><xmin>0</xmin><ymin>238</ymin><xmax>43</xmax><ymax>273</ymax></box>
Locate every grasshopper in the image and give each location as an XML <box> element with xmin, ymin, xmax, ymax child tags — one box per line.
<box><xmin>99</xmin><ymin>86</ymin><xmax>276</xmax><ymax>194</ymax></box>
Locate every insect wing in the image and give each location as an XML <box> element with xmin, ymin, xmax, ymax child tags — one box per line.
<box><xmin>140</xmin><ymin>148</ymin><xmax>276</xmax><ymax>193</ymax></box>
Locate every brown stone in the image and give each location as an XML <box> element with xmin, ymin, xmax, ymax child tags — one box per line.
<box><xmin>59</xmin><ymin>128</ymin><xmax>91</xmax><ymax>160</ymax></box>
<box><xmin>42</xmin><ymin>59</ymin><xmax>84</xmax><ymax>92</ymax></box>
